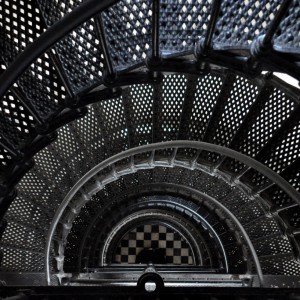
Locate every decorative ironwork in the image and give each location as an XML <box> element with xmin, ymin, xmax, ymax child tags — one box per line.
<box><xmin>1</xmin><ymin>0</ymin><xmax>300</xmax><ymax>296</ymax></box>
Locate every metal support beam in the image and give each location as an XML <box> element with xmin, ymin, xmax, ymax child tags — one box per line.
<box><xmin>202</xmin><ymin>0</ymin><xmax>222</xmax><ymax>52</ymax></box>
<box><xmin>152</xmin><ymin>0</ymin><xmax>160</xmax><ymax>62</ymax></box>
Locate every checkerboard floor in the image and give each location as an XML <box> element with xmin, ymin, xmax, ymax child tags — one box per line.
<box><xmin>114</xmin><ymin>224</ymin><xmax>194</xmax><ymax>265</ymax></box>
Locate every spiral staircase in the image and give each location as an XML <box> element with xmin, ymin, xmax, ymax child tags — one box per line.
<box><xmin>1</xmin><ymin>0</ymin><xmax>300</xmax><ymax>299</ymax></box>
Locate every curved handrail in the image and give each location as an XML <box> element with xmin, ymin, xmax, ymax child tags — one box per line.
<box><xmin>0</xmin><ymin>0</ymin><xmax>299</xmax><ymax>102</ymax></box>
<box><xmin>161</xmin><ymin>184</ymin><xmax>264</xmax><ymax>287</ymax></box>
<box><xmin>0</xmin><ymin>0</ymin><xmax>119</xmax><ymax>99</ymax></box>
<box><xmin>0</xmin><ymin>0</ymin><xmax>299</xmax><ymax>222</ymax></box>
<box><xmin>45</xmin><ymin>140</ymin><xmax>300</xmax><ymax>286</ymax></box>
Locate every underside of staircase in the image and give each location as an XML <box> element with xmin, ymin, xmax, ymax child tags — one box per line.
<box><xmin>1</xmin><ymin>0</ymin><xmax>300</xmax><ymax>299</ymax></box>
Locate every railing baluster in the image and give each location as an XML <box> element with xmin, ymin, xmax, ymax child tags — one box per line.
<box><xmin>251</xmin><ymin>0</ymin><xmax>293</xmax><ymax>57</ymax></box>
<box><xmin>254</xmin><ymin>181</ymin><xmax>275</xmax><ymax>195</ymax></box>
<box><xmin>195</xmin><ymin>0</ymin><xmax>222</xmax><ymax>57</ymax></box>
<box><xmin>264</xmin><ymin>0</ymin><xmax>293</xmax><ymax>46</ymax></box>
<box><xmin>203</xmin><ymin>0</ymin><xmax>222</xmax><ymax>51</ymax></box>
<box><xmin>152</xmin><ymin>0</ymin><xmax>160</xmax><ymax>61</ymax></box>
<box><xmin>274</xmin><ymin>202</ymin><xmax>298</xmax><ymax>214</ymax></box>
<box><xmin>189</xmin><ymin>149</ymin><xmax>202</xmax><ymax>170</ymax></box>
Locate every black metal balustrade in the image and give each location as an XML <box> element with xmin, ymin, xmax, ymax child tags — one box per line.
<box><xmin>1</xmin><ymin>0</ymin><xmax>300</xmax><ymax>299</ymax></box>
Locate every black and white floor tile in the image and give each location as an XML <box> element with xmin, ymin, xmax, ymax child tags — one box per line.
<box><xmin>114</xmin><ymin>224</ymin><xmax>194</xmax><ymax>265</ymax></box>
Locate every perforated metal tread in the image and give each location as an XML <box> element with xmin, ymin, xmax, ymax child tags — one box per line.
<box><xmin>1</xmin><ymin>0</ymin><xmax>300</xmax><ymax>289</ymax></box>
<box><xmin>1</xmin><ymin>71</ymin><xmax>300</xmax><ymax>277</ymax></box>
<box><xmin>0</xmin><ymin>0</ymin><xmax>300</xmax><ymax>174</ymax></box>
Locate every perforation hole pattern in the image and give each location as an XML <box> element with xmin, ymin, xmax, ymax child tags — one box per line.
<box><xmin>0</xmin><ymin>91</ymin><xmax>33</xmax><ymax>168</ymax></box>
<box><xmin>5</xmin><ymin>197</ymin><xmax>50</xmax><ymax>231</ymax></box>
<box><xmin>0</xmin><ymin>221</ymin><xmax>46</xmax><ymax>272</ymax></box>
<box><xmin>0</xmin><ymin>0</ymin><xmax>44</xmax><ymax>60</ymax></box>
<box><xmin>281</xmin><ymin>206</ymin><xmax>300</xmax><ymax>228</ymax></box>
<box><xmin>97</xmin><ymin>97</ymin><xmax>129</xmax><ymax>155</ymax></box>
<box><xmin>214</xmin><ymin>0</ymin><xmax>281</xmax><ymax>47</ymax></box>
<box><xmin>0</xmin><ymin>2</ymin><xmax>64</xmax><ymax>119</ymax></box>
<box><xmin>240</xmin><ymin>168</ymin><xmax>271</xmax><ymax>190</ymax></box>
<box><xmin>16</xmin><ymin>169</ymin><xmax>60</xmax><ymax>211</ymax></box>
<box><xmin>0</xmin><ymin>72</ymin><xmax>299</xmax><ymax>277</ymax></box>
<box><xmin>274</xmin><ymin>0</ymin><xmax>300</xmax><ymax>53</ymax></box>
<box><xmin>160</xmin><ymin>0</ymin><xmax>212</xmax><ymax>52</ymax></box>
<box><xmin>60</xmin><ymin>164</ymin><xmax>287</xmax><ymax>274</ymax></box>
<box><xmin>63</xmin><ymin>170</ymin><xmax>242</xmax><ymax>272</ymax></box>
<box><xmin>244</xmin><ymin>218</ymin><xmax>280</xmax><ymax>240</ymax></box>
<box><xmin>235</xmin><ymin>202</ymin><xmax>265</xmax><ymax>226</ymax></box>
<box><xmin>239</xmin><ymin>99</ymin><xmax>299</xmax><ymax>189</ymax></box>
<box><xmin>103</xmin><ymin>0</ymin><xmax>151</xmax><ymax>67</ymax></box>
<box><xmin>156</xmin><ymin>75</ymin><xmax>187</xmax><ymax>141</ymax></box>
<box><xmin>284</xmin><ymin>166</ymin><xmax>300</xmax><ymax>192</ymax></box>
<box><xmin>234</xmin><ymin>89</ymin><xmax>296</xmax><ymax>158</ymax></box>
<box><xmin>253</xmin><ymin>235</ymin><xmax>292</xmax><ymax>257</ymax></box>
<box><xmin>260</xmin><ymin>121</ymin><xmax>300</xmax><ymax>174</ymax></box>
<box><xmin>0</xmin><ymin>91</ymin><xmax>35</xmax><ymax>136</ymax></box>
<box><xmin>34</xmin><ymin>147</ymin><xmax>69</xmax><ymax>188</ymax></box>
<box><xmin>211</xmin><ymin>77</ymin><xmax>259</xmax><ymax>147</ymax></box>
<box><xmin>124</xmin><ymin>84</ymin><xmax>154</xmax><ymax>147</ymax></box>
<box><xmin>37</xmin><ymin>0</ymin><xmax>83</xmax><ymax>24</ymax></box>
<box><xmin>219</xmin><ymin>157</ymin><xmax>247</xmax><ymax>175</ymax></box>
<box><xmin>0</xmin><ymin>246</ymin><xmax>44</xmax><ymax>272</ymax></box>
<box><xmin>53</xmin><ymin>22</ymin><xmax>104</xmax><ymax>93</ymax></box>
<box><xmin>186</xmin><ymin>74</ymin><xmax>223</xmax><ymax>141</ymax></box>
<box><xmin>0</xmin><ymin>108</ymin><xmax>27</xmax><ymax>149</ymax></box>
<box><xmin>71</xmin><ymin>105</ymin><xmax>107</xmax><ymax>164</ymax></box>
<box><xmin>17</xmin><ymin>53</ymin><xmax>65</xmax><ymax>119</ymax></box>
<box><xmin>262</xmin><ymin>186</ymin><xmax>294</xmax><ymax>208</ymax></box>
<box><xmin>1</xmin><ymin>55</ymin><xmax>64</xmax><ymax>121</ymax></box>
<box><xmin>215</xmin><ymin>188</ymin><xmax>250</xmax><ymax>211</ymax></box>
<box><xmin>1</xmin><ymin>222</ymin><xmax>42</xmax><ymax>248</ymax></box>
<box><xmin>38</xmin><ymin>0</ymin><xmax>104</xmax><ymax>92</ymax></box>
<box><xmin>260</xmin><ymin>255</ymin><xmax>300</xmax><ymax>275</ymax></box>
<box><xmin>197</xmin><ymin>150</ymin><xmax>222</xmax><ymax>165</ymax></box>
<box><xmin>0</xmin><ymin>148</ymin><xmax>12</xmax><ymax>169</ymax></box>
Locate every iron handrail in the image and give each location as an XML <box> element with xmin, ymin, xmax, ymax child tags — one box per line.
<box><xmin>45</xmin><ymin>140</ymin><xmax>300</xmax><ymax>286</ymax></box>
